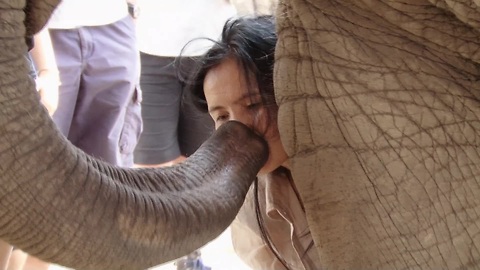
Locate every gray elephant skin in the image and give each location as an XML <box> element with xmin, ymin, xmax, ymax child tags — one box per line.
<box><xmin>0</xmin><ymin>1</ymin><xmax>268</xmax><ymax>269</ymax></box>
<box><xmin>1</xmin><ymin>0</ymin><xmax>480</xmax><ymax>269</ymax></box>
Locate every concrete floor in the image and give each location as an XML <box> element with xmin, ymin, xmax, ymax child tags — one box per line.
<box><xmin>150</xmin><ymin>228</ymin><xmax>250</xmax><ymax>270</ymax></box>
<box><xmin>49</xmin><ymin>227</ymin><xmax>251</xmax><ymax>270</ymax></box>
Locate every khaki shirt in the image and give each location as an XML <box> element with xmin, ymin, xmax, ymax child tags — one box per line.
<box><xmin>231</xmin><ymin>168</ymin><xmax>321</xmax><ymax>270</ymax></box>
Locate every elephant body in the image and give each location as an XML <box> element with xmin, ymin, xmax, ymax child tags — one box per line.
<box><xmin>275</xmin><ymin>0</ymin><xmax>480</xmax><ymax>269</ymax></box>
<box><xmin>0</xmin><ymin>0</ymin><xmax>479</xmax><ymax>269</ymax></box>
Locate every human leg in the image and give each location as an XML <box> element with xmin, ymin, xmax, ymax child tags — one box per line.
<box><xmin>48</xmin><ymin>28</ymin><xmax>82</xmax><ymax>137</ymax></box>
<box><xmin>178</xmin><ymin>88</ymin><xmax>214</xmax><ymax>157</ymax></box>
<box><xmin>134</xmin><ymin>54</ymin><xmax>185</xmax><ymax>167</ymax></box>
<box><xmin>67</xmin><ymin>16</ymin><xmax>141</xmax><ymax>167</ymax></box>
<box><xmin>177</xmin><ymin>57</ymin><xmax>214</xmax><ymax>156</ymax></box>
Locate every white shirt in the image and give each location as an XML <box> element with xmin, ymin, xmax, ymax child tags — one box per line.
<box><xmin>231</xmin><ymin>168</ymin><xmax>321</xmax><ymax>270</ymax></box>
<box><xmin>48</xmin><ymin>0</ymin><xmax>128</xmax><ymax>29</ymax></box>
<box><xmin>135</xmin><ymin>0</ymin><xmax>237</xmax><ymax>56</ymax></box>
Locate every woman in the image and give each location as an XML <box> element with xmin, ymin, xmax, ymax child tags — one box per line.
<box><xmin>184</xmin><ymin>15</ymin><xmax>321</xmax><ymax>270</ymax></box>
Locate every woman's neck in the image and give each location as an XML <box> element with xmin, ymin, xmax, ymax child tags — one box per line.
<box><xmin>281</xmin><ymin>159</ymin><xmax>291</xmax><ymax>170</ymax></box>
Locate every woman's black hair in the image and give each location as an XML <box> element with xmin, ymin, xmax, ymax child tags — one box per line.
<box><xmin>181</xmin><ymin>15</ymin><xmax>278</xmax><ymax>128</ymax></box>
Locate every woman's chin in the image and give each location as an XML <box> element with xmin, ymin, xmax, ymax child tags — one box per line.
<box><xmin>257</xmin><ymin>163</ymin><xmax>279</xmax><ymax>176</ymax></box>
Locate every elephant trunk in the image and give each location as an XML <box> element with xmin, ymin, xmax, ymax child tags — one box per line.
<box><xmin>23</xmin><ymin>0</ymin><xmax>61</xmax><ymax>36</ymax></box>
<box><xmin>0</xmin><ymin>2</ymin><xmax>269</xmax><ymax>270</ymax></box>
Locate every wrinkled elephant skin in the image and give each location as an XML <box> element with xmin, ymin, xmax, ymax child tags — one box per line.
<box><xmin>275</xmin><ymin>0</ymin><xmax>480</xmax><ymax>269</ymax></box>
<box><xmin>2</xmin><ymin>0</ymin><xmax>480</xmax><ymax>269</ymax></box>
<box><xmin>0</xmin><ymin>0</ymin><xmax>268</xmax><ymax>269</ymax></box>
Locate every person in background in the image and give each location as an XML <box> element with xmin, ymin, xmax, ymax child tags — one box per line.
<box><xmin>133</xmin><ymin>0</ymin><xmax>237</xmax><ymax>168</ymax></box>
<box><xmin>48</xmin><ymin>0</ymin><xmax>142</xmax><ymax>168</ymax></box>
<box><xmin>186</xmin><ymin>15</ymin><xmax>322</xmax><ymax>269</ymax></box>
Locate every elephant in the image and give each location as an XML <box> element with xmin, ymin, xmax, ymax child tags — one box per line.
<box><xmin>0</xmin><ymin>2</ymin><xmax>269</xmax><ymax>270</ymax></box>
<box><xmin>1</xmin><ymin>0</ymin><xmax>479</xmax><ymax>270</ymax></box>
<box><xmin>275</xmin><ymin>0</ymin><xmax>480</xmax><ymax>269</ymax></box>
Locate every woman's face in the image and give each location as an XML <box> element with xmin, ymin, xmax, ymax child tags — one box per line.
<box><xmin>203</xmin><ymin>58</ymin><xmax>288</xmax><ymax>175</ymax></box>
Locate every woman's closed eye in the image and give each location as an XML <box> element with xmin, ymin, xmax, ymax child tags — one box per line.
<box><xmin>215</xmin><ymin>114</ymin><xmax>229</xmax><ymax>122</ymax></box>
